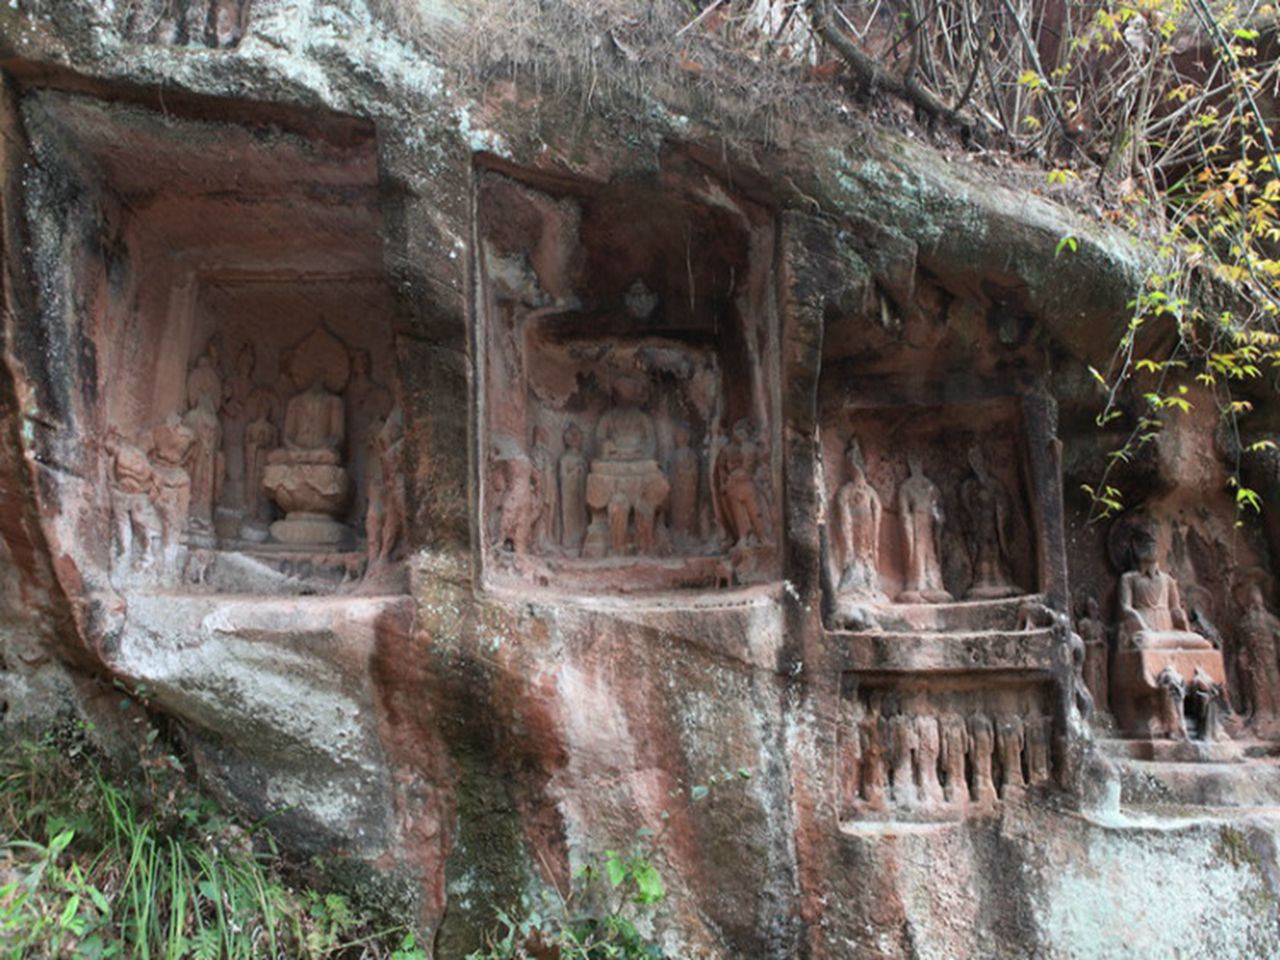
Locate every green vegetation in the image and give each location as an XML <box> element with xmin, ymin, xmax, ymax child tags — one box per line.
<box><xmin>465</xmin><ymin>836</ymin><xmax>667</xmax><ymax>960</ymax></box>
<box><xmin>467</xmin><ymin>768</ymin><xmax>750</xmax><ymax>960</ymax></box>
<box><xmin>0</xmin><ymin>725</ymin><xmax>426</xmax><ymax>959</ymax></box>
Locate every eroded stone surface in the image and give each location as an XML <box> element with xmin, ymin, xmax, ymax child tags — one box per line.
<box><xmin>2</xmin><ymin>4</ymin><xmax>1280</xmax><ymax>957</ymax></box>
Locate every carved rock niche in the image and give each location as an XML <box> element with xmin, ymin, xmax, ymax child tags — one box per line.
<box><xmin>476</xmin><ymin>160</ymin><xmax>780</xmax><ymax>594</ymax></box>
<box><xmin>820</xmin><ymin>388</ymin><xmax>1053</xmax><ymax>631</ymax></box>
<box><xmin>836</xmin><ymin>675</ymin><xmax>1059</xmax><ymax>825</ymax></box>
<box><xmin>44</xmin><ymin>92</ymin><xmax>404</xmax><ymax>595</ymax></box>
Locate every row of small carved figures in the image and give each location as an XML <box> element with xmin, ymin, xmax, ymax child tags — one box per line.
<box><xmin>842</xmin><ymin>710</ymin><xmax>1053</xmax><ymax>814</ymax></box>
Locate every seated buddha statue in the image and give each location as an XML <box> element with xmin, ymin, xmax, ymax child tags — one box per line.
<box><xmin>582</xmin><ymin>375</ymin><xmax>670</xmax><ymax>558</ymax></box>
<box><xmin>269</xmin><ymin>381</ymin><xmax>345</xmax><ymax>466</ymax></box>
<box><xmin>1118</xmin><ymin>530</ymin><xmax>1212</xmax><ymax>651</ymax></box>
<box><xmin>261</xmin><ymin>328</ymin><xmax>353</xmax><ymax>546</ymax></box>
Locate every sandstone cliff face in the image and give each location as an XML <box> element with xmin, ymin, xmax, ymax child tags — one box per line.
<box><xmin>2</xmin><ymin>2</ymin><xmax>1279</xmax><ymax>957</ymax></box>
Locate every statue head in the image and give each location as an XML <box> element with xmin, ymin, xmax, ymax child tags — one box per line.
<box><xmin>967</xmin><ymin>444</ymin><xmax>987</xmax><ymax>479</ymax></box>
<box><xmin>907</xmin><ymin>450</ymin><xmax>924</xmax><ymax>476</ymax></box>
<box><xmin>732</xmin><ymin>418</ymin><xmax>753</xmax><ymax>444</ymax></box>
<box><xmin>235</xmin><ymin>343</ymin><xmax>254</xmax><ymax>377</ymax></box>
<box><xmin>1131</xmin><ymin>528</ymin><xmax>1158</xmax><ymax>568</ymax></box>
<box><xmin>564</xmin><ymin>422</ymin><xmax>583</xmax><ymax>450</ymax></box>
<box><xmin>611</xmin><ymin>375</ymin><xmax>649</xmax><ymax>408</ymax></box>
<box><xmin>1074</xmin><ymin>588</ymin><xmax>1100</xmax><ymax>621</ymax></box>
<box><xmin>673</xmin><ymin>423</ymin><xmax>690</xmax><ymax>448</ymax></box>
<box><xmin>533</xmin><ymin>425</ymin><xmax>550</xmax><ymax>448</ymax></box>
<box><xmin>350</xmin><ymin>348</ymin><xmax>372</xmax><ymax>377</ymax></box>
<box><xmin>845</xmin><ymin>436</ymin><xmax>867</xmax><ymax>483</ymax></box>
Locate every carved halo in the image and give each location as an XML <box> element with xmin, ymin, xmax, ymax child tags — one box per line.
<box><xmin>284</xmin><ymin>327</ymin><xmax>351</xmax><ymax>394</ymax></box>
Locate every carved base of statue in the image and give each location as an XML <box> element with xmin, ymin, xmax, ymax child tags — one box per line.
<box><xmin>1130</xmin><ymin>629</ymin><xmax>1213</xmax><ymax>651</ymax></box>
<box><xmin>582</xmin><ymin>459</ymin><xmax>670</xmax><ymax>559</ymax></box>
<box><xmin>966</xmin><ymin>580</ymin><xmax>1021</xmax><ymax>601</ymax></box>
<box><xmin>269</xmin><ymin>510</ymin><xmax>350</xmax><ymax>546</ymax></box>
<box><xmin>1112</xmin><ymin>646</ymin><xmax>1231</xmax><ymax>743</ymax></box>
<box><xmin>897</xmin><ymin>587</ymin><xmax>953</xmax><ymax>604</ymax></box>
<box><xmin>262</xmin><ymin>461</ymin><xmax>351</xmax><ymax>546</ymax></box>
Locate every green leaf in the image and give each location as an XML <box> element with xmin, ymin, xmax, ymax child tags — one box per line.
<box><xmin>60</xmin><ymin>894</ymin><xmax>81</xmax><ymax>928</ymax></box>
<box><xmin>605</xmin><ymin>851</ymin><xmax>626</xmax><ymax>888</ymax></box>
<box><xmin>631</xmin><ymin>862</ymin><xmax>666</xmax><ymax>905</ymax></box>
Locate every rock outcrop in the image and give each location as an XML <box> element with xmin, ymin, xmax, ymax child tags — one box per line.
<box><xmin>2</xmin><ymin>3</ymin><xmax>1279</xmax><ymax>957</ymax></box>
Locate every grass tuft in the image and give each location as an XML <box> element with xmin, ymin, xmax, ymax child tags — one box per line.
<box><xmin>0</xmin><ymin>723</ymin><xmax>427</xmax><ymax>959</ymax></box>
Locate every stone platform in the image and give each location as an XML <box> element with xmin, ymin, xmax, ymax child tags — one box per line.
<box><xmin>830</xmin><ymin>595</ymin><xmax>1056</xmax><ymax>673</ymax></box>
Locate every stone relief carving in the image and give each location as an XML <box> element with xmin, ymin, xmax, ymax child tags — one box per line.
<box><xmin>714</xmin><ymin>418</ymin><xmax>770</xmax><ymax>550</ymax></box>
<box><xmin>833</xmin><ymin>437</ymin><xmax>885</xmax><ymax>604</ymax></box>
<box><xmin>839</xmin><ymin>686</ymin><xmax>1055</xmax><ymax>823</ymax></box>
<box><xmin>147</xmin><ymin>416</ymin><xmax>196</xmax><ymax>573</ymax></box>
<box><xmin>365</xmin><ymin>408</ymin><xmax>406</xmax><ymax>576</ymax></box>
<box><xmin>559</xmin><ymin>423</ymin><xmax>589</xmax><ymax>552</ymax></box>
<box><xmin>821</xmin><ymin>400</ymin><xmax>1042</xmax><ymax>628</ymax></box>
<box><xmin>346</xmin><ymin>348</ymin><xmax>393</xmax><ymax>524</ymax></box>
<box><xmin>106</xmin><ymin>429</ymin><xmax>161</xmax><ymax>573</ymax></box>
<box><xmin>667</xmin><ymin>423</ymin><xmax>699</xmax><ymax>547</ymax></box>
<box><xmin>896</xmin><ymin>452</ymin><xmax>952</xmax><ymax>604</ymax></box>
<box><xmin>106</xmin><ymin>318</ymin><xmax>403</xmax><ymax>593</ymax></box>
<box><xmin>183</xmin><ymin>339</ymin><xmax>225</xmax><ymax>537</ymax></box>
<box><xmin>262</xmin><ymin>328</ymin><xmax>353</xmax><ymax>546</ymax></box>
<box><xmin>959</xmin><ymin>445</ymin><xmax>1020</xmax><ymax>600</ymax></box>
<box><xmin>1110</xmin><ymin>520</ymin><xmax>1234</xmax><ymax>745</ymax></box>
<box><xmin>477</xmin><ymin>168</ymin><xmax>780</xmax><ymax>592</ymax></box>
<box><xmin>1234</xmin><ymin>576</ymin><xmax>1280</xmax><ymax>734</ymax></box>
<box><xmin>583</xmin><ymin>376</ymin><xmax>670</xmax><ymax>559</ymax></box>
<box><xmin>1075</xmin><ymin>592</ymin><xmax>1110</xmax><ymax>718</ymax></box>
<box><xmin>1117</xmin><ymin>529</ymin><xmax>1211</xmax><ymax>651</ymax></box>
<box><xmin>491</xmin><ymin>453</ymin><xmax>542</xmax><ymax>558</ymax></box>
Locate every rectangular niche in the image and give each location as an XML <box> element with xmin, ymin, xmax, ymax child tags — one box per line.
<box><xmin>474</xmin><ymin>160</ymin><xmax>781</xmax><ymax>595</ymax></box>
<box><xmin>44</xmin><ymin>89</ymin><xmax>405</xmax><ymax>596</ymax></box>
<box><xmin>819</xmin><ymin>379</ymin><xmax>1059</xmax><ymax>633</ymax></box>
<box><xmin>836</xmin><ymin>673</ymin><xmax>1058</xmax><ymax>827</ymax></box>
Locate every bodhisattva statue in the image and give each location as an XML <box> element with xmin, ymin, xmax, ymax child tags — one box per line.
<box><xmin>960</xmin><ymin>445</ymin><xmax>1020</xmax><ymax>599</ymax></box>
<box><xmin>345</xmin><ymin>348</ymin><xmax>392</xmax><ymax>523</ymax></box>
<box><xmin>668</xmin><ymin>423</ymin><xmax>699</xmax><ymax>546</ymax></box>
<box><xmin>996</xmin><ymin>714</ymin><xmax>1026</xmax><ymax>801</ymax></box>
<box><xmin>1236</xmin><ymin>580</ymin><xmax>1280</xmax><ymax>732</ymax></box>
<box><xmin>1076</xmin><ymin>594</ymin><xmax>1110</xmax><ymax>716</ymax></box>
<box><xmin>183</xmin><ymin>340</ymin><xmax>224</xmax><ymax>533</ymax></box>
<box><xmin>531</xmin><ymin>426</ymin><xmax>559</xmax><ymax>550</ymax></box>
<box><xmin>888</xmin><ymin>713</ymin><xmax>918</xmax><ymax>808</ymax></box>
<box><xmin>969</xmin><ymin>713</ymin><xmax>998</xmax><ymax>807</ymax></box>
<box><xmin>1189</xmin><ymin>666</ymin><xmax>1229</xmax><ymax>741</ymax></box>
<box><xmin>859</xmin><ymin>715</ymin><xmax>888</xmax><ymax>810</ymax></box>
<box><xmin>715</xmin><ymin>418</ymin><xmax>769</xmax><ymax>548</ymax></box>
<box><xmin>219</xmin><ymin>343</ymin><xmax>255</xmax><ymax>508</ymax></box>
<box><xmin>262</xmin><ymin>328</ymin><xmax>353</xmax><ymax>546</ymax></box>
<box><xmin>1025</xmin><ymin>714</ymin><xmax>1052</xmax><ymax>786</ymax></box>
<box><xmin>896</xmin><ymin>452</ymin><xmax>952</xmax><ymax>603</ymax></box>
<box><xmin>559</xmin><ymin>423</ymin><xmax>588</xmax><ymax>554</ymax></box>
<box><xmin>839</xmin><ymin>701</ymin><xmax>861</xmax><ymax>820</ymax></box>
<box><xmin>1155</xmin><ymin>664</ymin><xmax>1189</xmax><ymax>739</ymax></box>
<box><xmin>833</xmin><ymin>436</ymin><xmax>885</xmax><ymax>601</ymax></box>
<box><xmin>583</xmin><ymin>376</ymin><xmax>670</xmax><ymax>558</ymax></box>
<box><xmin>493</xmin><ymin>454</ymin><xmax>542</xmax><ymax>556</ymax></box>
<box><xmin>938</xmin><ymin>712</ymin><xmax>970</xmax><ymax>806</ymax></box>
<box><xmin>915</xmin><ymin>714</ymin><xmax>945</xmax><ymax>807</ymax></box>
<box><xmin>106</xmin><ymin>429</ymin><xmax>160</xmax><ymax>572</ymax></box>
<box><xmin>243</xmin><ymin>392</ymin><xmax>278</xmax><ymax>528</ymax></box>
<box><xmin>1118</xmin><ymin>530</ymin><xmax>1212</xmax><ymax>651</ymax></box>
<box><xmin>148</xmin><ymin>416</ymin><xmax>195</xmax><ymax>572</ymax></box>
<box><xmin>365</xmin><ymin>408</ymin><xmax>405</xmax><ymax>572</ymax></box>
